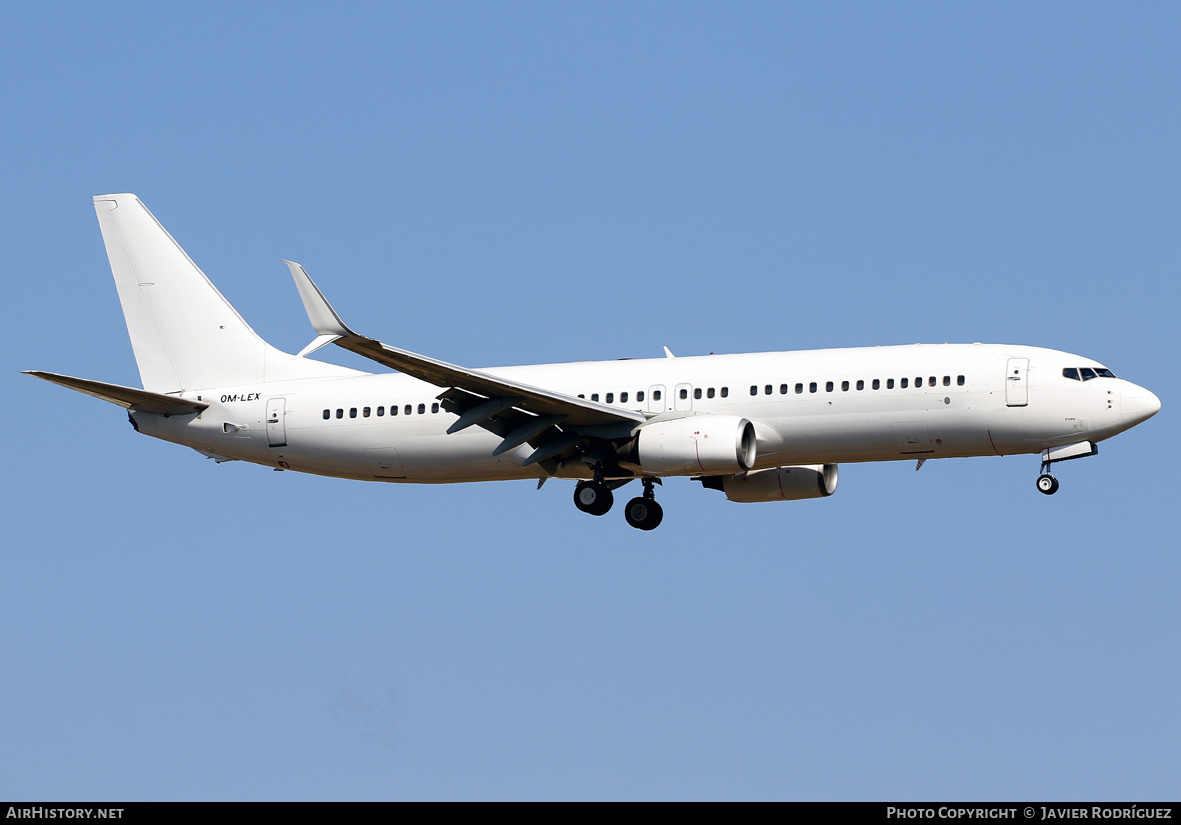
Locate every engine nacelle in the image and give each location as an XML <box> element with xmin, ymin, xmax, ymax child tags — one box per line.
<box><xmin>634</xmin><ymin>415</ymin><xmax>757</xmax><ymax>476</ymax></box>
<box><xmin>702</xmin><ymin>464</ymin><xmax>839</xmax><ymax>503</ymax></box>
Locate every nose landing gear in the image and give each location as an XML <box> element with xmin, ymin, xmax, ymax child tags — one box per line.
<box><xmin>1034</xmin><ymin>442</ymin><xmax>1099</xmax><ymax>496</ymax></box>
<box><xmin>1036</xmin><ymin>474</ymin><xmax>1059</xmax><ymax>495</ymax></box>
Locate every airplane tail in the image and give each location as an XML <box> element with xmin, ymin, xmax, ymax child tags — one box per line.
<box><xmin>93</xmin><ymin>194</ymin><xmax>358</xmax><ymax>392</ymax></box>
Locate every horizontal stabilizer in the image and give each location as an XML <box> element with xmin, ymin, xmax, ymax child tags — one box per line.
<box><xmin>24</xmin><ymin>371</ymin><xmax>209</xmax><ymax>415</ymax></box>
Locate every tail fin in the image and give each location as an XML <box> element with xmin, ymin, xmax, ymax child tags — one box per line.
<box><xmin>93</xmin><ymin>194</ymin><xmax>359</xmax><ymax>392</ymax></box>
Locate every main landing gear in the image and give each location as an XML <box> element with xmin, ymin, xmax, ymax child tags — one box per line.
<box><xmin>573</xmin><ymin>462</ymin><xmax>614</xmax><ymax>516</ymax></box>
<box><xmin>573</xmin><ymin>473</ymin><xmax>664</xmax><ymax>530</ymax></box>
<box><xmin>573</xmin><ymin>479</ymin><xmax>614</xmax><ymax>516</ymax></box>
<box><xmin>624</xmin><ymin>479</ymin><xmax>663</xmax><ymax>532</ymax></box>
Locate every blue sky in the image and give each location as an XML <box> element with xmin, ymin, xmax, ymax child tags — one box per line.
<box><xmin>2</xmin><ymin>2</ymin><xmax>1178</xmax><ymax>800</ymax></box>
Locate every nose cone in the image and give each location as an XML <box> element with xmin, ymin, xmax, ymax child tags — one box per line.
<box><xmin>1122</xmin><ymin>384</ymin><xmax>1161</xmax><ymax>426</ymax></box>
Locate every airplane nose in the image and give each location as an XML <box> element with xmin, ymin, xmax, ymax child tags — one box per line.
<box><xmin>1122</xmin><ymin>384</ymin><xmax>1161</xmax><ymax>425</ymax></box>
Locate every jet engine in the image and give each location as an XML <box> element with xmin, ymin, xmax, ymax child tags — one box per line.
<box><xmin>633</xmin><ymin>415</ymin><xmax>757</xmax><ymax>475</ymax></box>
<box><xmin>700</xmin><ymin>464</ymin><xmax>838</xmax><ymax>503</ymax></box>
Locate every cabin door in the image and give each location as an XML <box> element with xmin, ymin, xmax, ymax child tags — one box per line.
<box><xmin>266</xmin><ymin>398</ymin><xmax>287</xmax><ymax>447</ymax></box>
<box><xmin>1006</xmin><ymin>358</ymin><xmax>1029</xmax><ymax>407</ymax></box>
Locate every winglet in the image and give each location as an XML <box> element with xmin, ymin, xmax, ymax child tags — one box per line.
<box><xmin>297</xmin><ymin>333</ymin><xmax>343</xmax><ymax>358</ymax></box>
<box><xmin>283</xmin><ymin>261</ymin><xmax>355</xmax><ymax>338</ymax></box>
<box><xmin>663</xmin><ymin>346</ymin><xmax>675</xmax><ymax>358</ymax></box>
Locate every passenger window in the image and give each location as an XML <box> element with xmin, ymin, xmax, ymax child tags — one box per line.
<box><xmin>825</xmin><ymin>381</ymin><xmax>833</xmax><ymax>392</ymax></box>
<box><xmin>578</xmin><ymin>393</ymin><xmax>585</xmax><ymax>398</ymax></box>
<box><xmin>901</xmin><ymin>378</ymin><xmax>908</xmax><ymax>389</ymax></box>
<box><xmin>764</xmin><ymin>385</ymin><xmax>772</xmax><ymax>395</ymax></box>
<box><xmin>841</xmin><ymin>381</ymin><xmax>849</xmax><ymax>391</ymax></box>
<box><xmin>591</xmin><ymin>393</ymin><xmax>599</xmax><ymax>401</ymax></box>
<box><xmin>872</xmin><ymin>379</ymin><xmax>880</xmax><ymax>390</ymax></box>
<box><xmin>432</xmin><ymin>402</ymin><xmax>439</xmax><ymax>413</ymax></box>
<box><xmin>810</xmin><ymin>382</ymin><xmax>817</xmax><ymax>393</ymax></box>
<box><xmin>942</xmin><ymin>376</ymin><xmax>950</xmax><ymax>386</ymax></box>
<box><xmin>680</xmin><ymin>388</ymin><xmax>689</xmax><ymax>400</ymax></box>
<box><xmin>637</xmin><ymin>390</ymin><xmax>645</xmax><ymax>401</ymax></box>
<box><xmin>750</xmin><ymin>385</ymin><xmax>758</xmax><ymax>396</ymax></box>
<box><xmin>606</xmin><ymin>393</ymin><xmax>614</xmax><ymax>403</ymax></box>
<box><xmin>418</xmin><ymin>403</ymin><xmax>426</xmax><ymax>414</ymax></box>
<box><xmin>1080</xmin><ymin>368</ymin><xmax>1097</xmax><ymax>381</ymax></box>
<box><xmin>1062</xmin><ymin>368</ymin><xmax>1080</xmax><ymax>380</ymax></box>
<box><xmin>857</xmin><ymin>380</ymin><xmax>864</xmax><ymax>390</ymax></box>
<box><xmin>363</xmin><ymin>407</ymin><xmax>371</xmax><ymax>418</ymax></box>
<box><xmin>887</xmin><ymin>379</ymin><xmax>894</xmax><ymax>389</ymax></box>
<box><xmin>653</xmin><ymin>390</ymin><xmax>662</xmax><ymax>400</ymax></box>
<box><xmin>795</xmin><ymin>383</ymin><xmax>803</xmax><ymax>394</ymax></box>
<box><xmin>928</xmin><ymin>376</ymin><xmax>936</xmax><ymax>387</ymax></box>
<box><xmin>404</xmin><ymin>405</ymin><xmax>412</xmax><ymax>415</ymax></box>
<box><xmin>694</xmin><ymin>388</ymin><xmax>702</xmax><ymax>400</ymax></box>
<box><xmin>322</xmin><ymin>409</ymin><xmax>330</xmax><ymax>420</ymax></box>
<box><xmin>621</xmin><ymin>392</ymin><xmax>629</xmax><ymax>403</ymax></box>
<box><xmin>391</xmin><ymin>405</ymin><xmax>399</xmax><ymax>416</ymax></box>
<box><xmin>780</xmin><ymin>384</ymin><xmax>788</xmax><ymax>395</ymax></box>
<box><xmin>707</xmin><ymin>388</ymin><xmax>715</xmax><ymax>399</ymax></box>
<box><xmin>720</xmin><ymin>387</ymin><xmax>728</xmax><ymax>398</ymax></box>
<box><xmin>336</xmin><ymin>409</ymin><xmax>343</xmax><ymax>418</ymax></box>
<box><xmin>377</xmin><ymin>406</ymin><xmax>385</xmax><ymax>417</ymax></box>
<box><xmin>957</xmin><ymin>375</ymin><xmax>965</xmax><ymax>386</ymax></box>
<box><xmin>915</xmin><ymin>377</ymin><xmax>922</xmax><ymax>387</ymax></box>
<box><xmin>350</xmin><ymin>407</ymin><xmax>357</xmax><ymax>418</ymax></box>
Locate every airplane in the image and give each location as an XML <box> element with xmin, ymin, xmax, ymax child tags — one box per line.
<box><xmin>25</xmin><ymin>194</ymin><xmax>1161</xmax><ymax>531</ymax></box>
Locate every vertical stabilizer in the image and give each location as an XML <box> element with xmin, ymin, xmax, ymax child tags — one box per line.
<box><xmin>92</xmin><ymin>194</ymin><xmax>358</xmax><ymax>391</ymax></box>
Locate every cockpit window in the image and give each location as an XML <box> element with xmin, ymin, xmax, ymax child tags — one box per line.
<box><xmin>1065</xmin><ymin>366</ymin><xmax>1116</xmax><ymax>380</ymax></box>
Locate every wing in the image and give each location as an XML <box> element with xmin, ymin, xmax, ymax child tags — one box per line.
<box><xmin>285</xmin><ymin>262</ymin><xmax>644</xmax><ymax>470</ymax></box>
<box><xmin>24</xmin><ymin>371</ymin><xmax>209</xmax><ymax>415</ymax></box>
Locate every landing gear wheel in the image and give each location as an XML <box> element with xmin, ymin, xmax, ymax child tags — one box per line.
<box><xmin>574</xmin><ymin>481</ymin><xmax>613</xmax><ymax>516</ymax></box>
<box><xmin>1036</xmin><ymin>474</ymin><xmax>1059</xmax><ymax>495</ymax></box>
<box><xmin>624</xmin><ymin>497</ymin><xmax>664</xmax><ymax>531</ymax></box>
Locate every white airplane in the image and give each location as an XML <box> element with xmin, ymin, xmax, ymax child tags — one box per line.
<box><xmin>26</xmin><ymin>194</ymin><xmax>1161</xmax><ymax>530</ymax></box>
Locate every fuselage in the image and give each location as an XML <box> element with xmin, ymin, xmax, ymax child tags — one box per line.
<box><xmin>132</xmin><ymin>342</ymin><xmax>1160</xmax><ymax>483</ymax></box>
